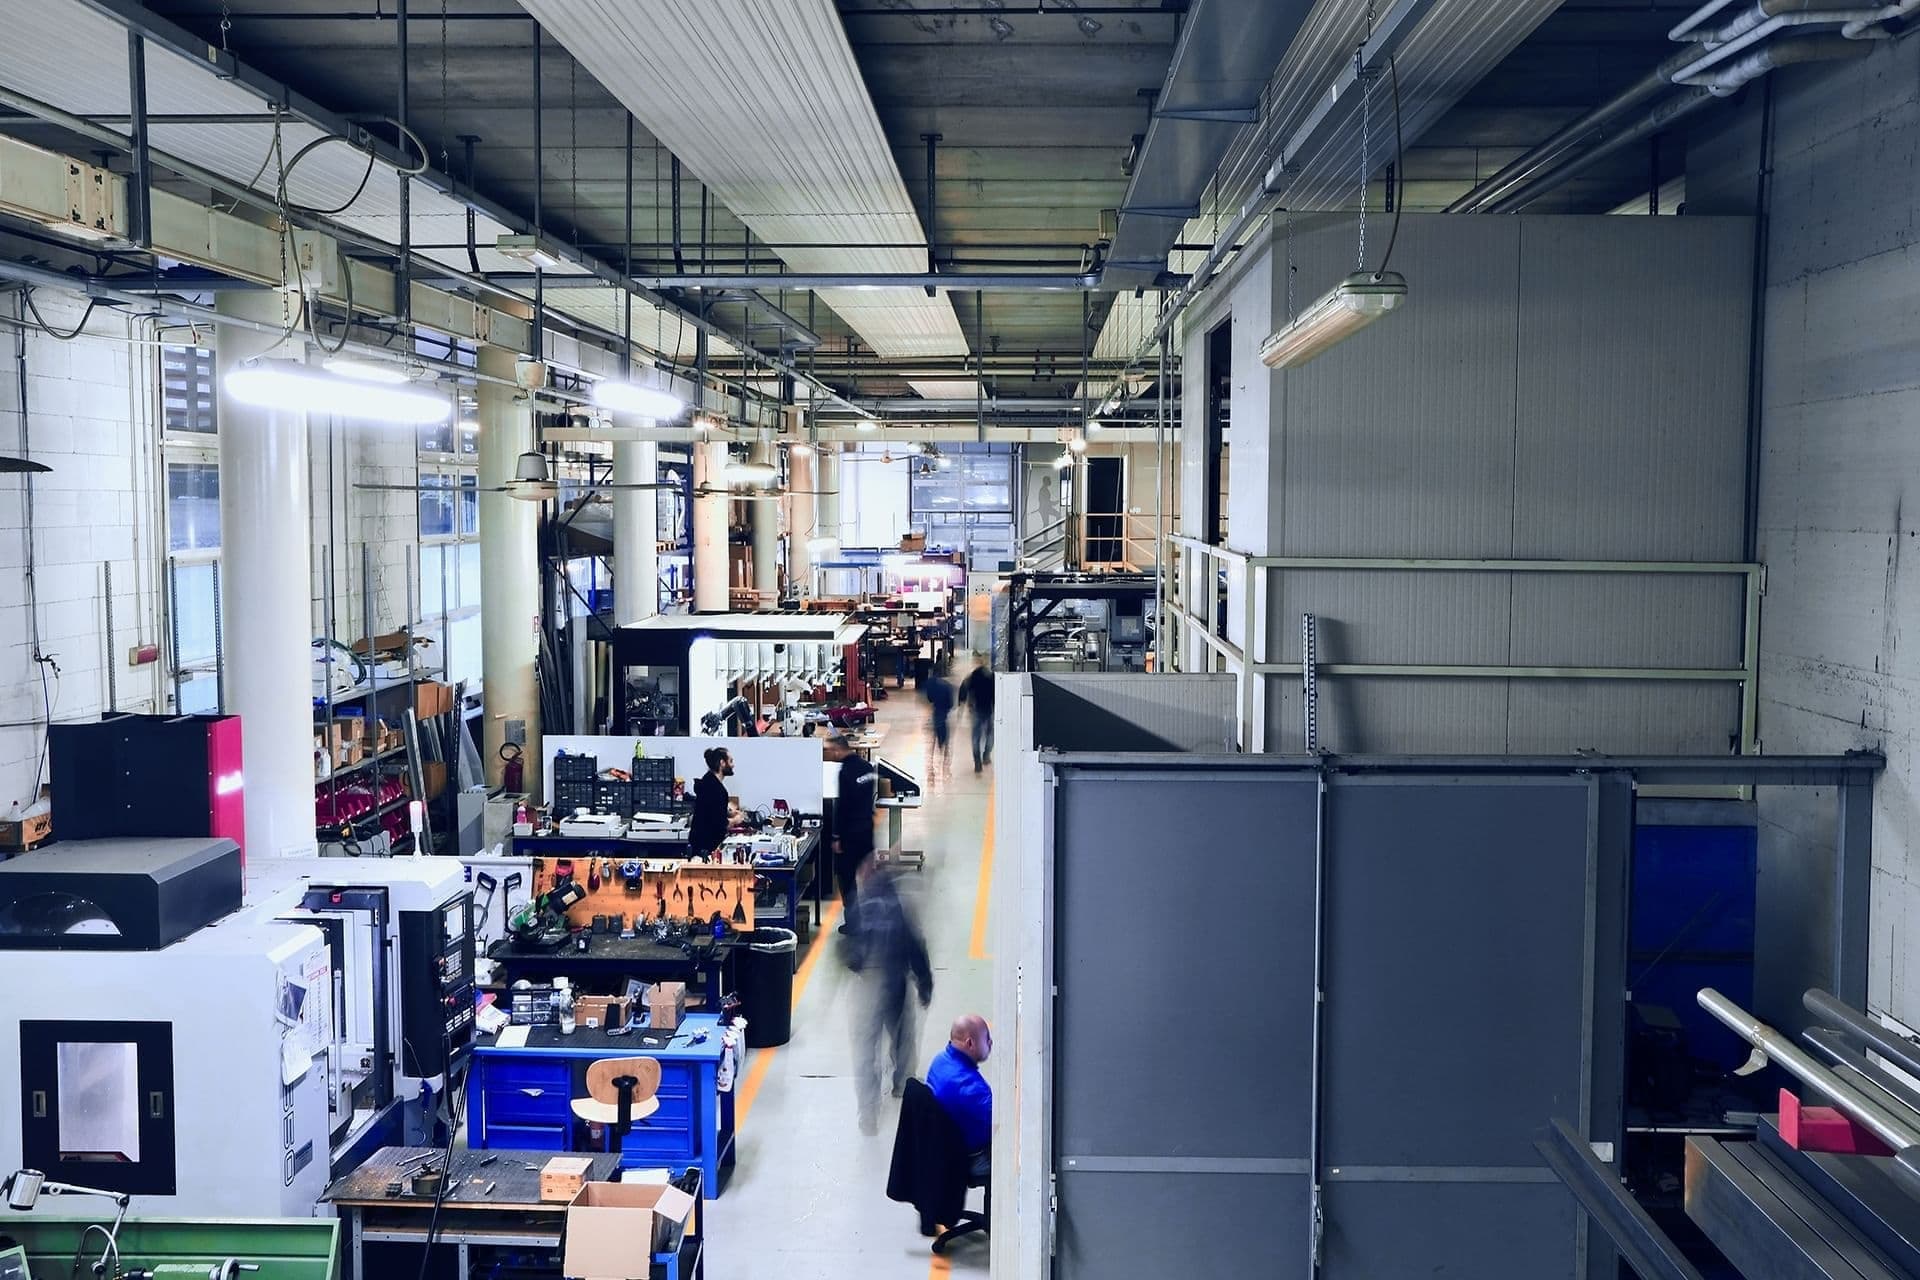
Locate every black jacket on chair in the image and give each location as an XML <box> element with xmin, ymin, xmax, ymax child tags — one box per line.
<box><xmin>887</xmin><ymin>1078</ymin><xmax>968</xmax><ymax>1234</ymax></box>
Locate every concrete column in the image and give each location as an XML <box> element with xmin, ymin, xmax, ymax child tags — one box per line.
<box><xmin>816</xmin><ymin>445</ymin><xmax>842</xmax><ymax>548</ymax></box>
<box><xmin>749</xmin><ymin>441</ymin><xmax>779</xmax><ymax>602</ymax></box>
<box><xmin>692</xmin><ymin>441</ymin><xmax>730</xmax><ymax>612</ymax></box>
<box><xmin>215</xmin><ymin>292</ymin><xmax>316</xmax><ymax>857</ymax></box>
<box><xmin>477</xmin><ymin>345</ymin><xmax>542</xmax><ymax>794</ymax></box>
<box><xmin>612</xmin><ymin>432</ymin><xmax>658</xmax><ymax>626</ymax></box>
<box><xmin>788</xmin><ymin>446</ymin><xmax>817</xmax><ymax>600</ymax></box>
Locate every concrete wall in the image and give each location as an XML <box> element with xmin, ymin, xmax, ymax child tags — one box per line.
<box><xmin>1690</xmin><ymin>36</ymin><xmax>1920</xmax><ymax>1027</ymax></box>
<box><xmin>0</xmin><ymin>291</ymin><xmax>166</xmax><ymax>811</ymax></box>
<box><xmin>1180</xmin><ymin>212</ymin><xmax>1755</xmax><ymax>754</ymax></box>
<box><xmin>0</xmin><ymin>284</ymin><xmax>434</xmax><ymax>816</ymax></box>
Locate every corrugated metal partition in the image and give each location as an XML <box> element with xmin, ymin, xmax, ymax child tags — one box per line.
<box><xmin>1048</xmin><ymin>760</ymin><xmax>1628</xmax><ymax>1279</ymax></box>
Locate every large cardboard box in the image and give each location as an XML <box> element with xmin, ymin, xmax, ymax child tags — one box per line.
<box><xmin>562</xmin><ymin>1181</ymin><xmax>696</xmax><ymax>1279</ymax></box>
<box><xmin>646</xmin><ymin>981</ymin><xmax>687</xmax><ymax>1031</ymax></box>
<box><xmin>415</xmin><ymin>680</ymin><xmax>455</xmax><ymax>719</ymax></box>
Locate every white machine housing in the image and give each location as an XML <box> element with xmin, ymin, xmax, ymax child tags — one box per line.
<box><xmin>0</xmin><ymin>913</ymin><xmax>332</xmax><ymax>1219</ymax></box>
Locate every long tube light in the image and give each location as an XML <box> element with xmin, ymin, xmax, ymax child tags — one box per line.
<box><xmin>592</xmin><ymin>377</ymin><xmax>688</xmax><ymax>419</ymax></box>
<box><xmin>722</xmin><ymin>462</ymin><xmax>779</xmax><ymax>486</ymax></box>
<box><xmin>1260</xmin><ymin>272</ymin><xmax>1408</xmax><ymax>370</ymax></box>
<box><xmin>224</xmin><ymin>360</ymin><xmax>452</xmax><ymax>424</ymax></box>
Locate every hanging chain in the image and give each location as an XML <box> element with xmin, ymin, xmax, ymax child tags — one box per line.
<box><xmin>438</xmin><ymin>0</ymin><xmax>451</xmax><ymax>173</ymax></box>
<box><xmin>218</xmin><ymin>3</ymin><xmax>231</xmax><ymax>51</ymax></box>
<box><xmin>1356</xmin><ymin>1</ymin><xmax>1375</xmax><ymax>273</ymax></box>
<box><xmin>569</xmin><ymin>60</ymin><xmax>580</xmax><ymax>246</ymax></box>
<box><xmin>1285</xmin><ymin>210</ymin><xmax>1296</xmax><ymax>319</ymax></box>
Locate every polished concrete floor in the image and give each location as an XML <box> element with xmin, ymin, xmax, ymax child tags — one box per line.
<box><xmin>704</xmin><ymin>686</ymin><xmax>995</xmax><ymax>1277</ymax></box>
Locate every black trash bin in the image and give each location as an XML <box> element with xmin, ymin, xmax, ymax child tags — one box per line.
<box><xmin>738</xmin><ymin>927</ymin><xmax>797</xmax><ymax>1048</ymax></box>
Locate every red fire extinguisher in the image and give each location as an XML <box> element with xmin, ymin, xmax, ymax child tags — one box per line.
<box><xmin>500</xmin><ymin>741</ymin><xmax>524</xmax><ymax>794</ymax></box>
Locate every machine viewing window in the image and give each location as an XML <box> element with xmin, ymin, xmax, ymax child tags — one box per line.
<box><xmin>1205</xmin><ymin>318</ymin><xmax>1232</xmax><ymax>547</ymax></box>
<box><xmin>21</xmin><ymin>1020</ymin><xmax>176</xmax><ymax>1195</ymax></box>
<box><xmin>56</xmin><ymin>1041</ymin><xmax>141</xmax><ymax>1163</ymax></box>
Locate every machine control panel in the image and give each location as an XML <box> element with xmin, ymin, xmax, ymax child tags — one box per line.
<box><xmin>397</xmin><ymin>893</ymin><xmax>475</xmax><ymax>1077</ymax></box>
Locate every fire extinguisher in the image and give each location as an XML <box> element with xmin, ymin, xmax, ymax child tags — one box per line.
<box><xmin>500</xmin><ymin>741</ymin><xmax>524</xmax><ymax>794</ymax></box>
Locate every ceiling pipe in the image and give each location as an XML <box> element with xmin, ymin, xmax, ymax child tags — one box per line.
<box><xmin>1449</xmin><ymin>0</ymin><xmax>1890</xmax><ymax>214</ymax></box>
<box><xmin>628</xmin><ymin>272</ymin><xmax>1105</xmax><ymax>292</ymax></box>
<box><xmin>1484</xmin><ymin>35</ymin><xmax>1870</xmax><ymax>213</ymax></box>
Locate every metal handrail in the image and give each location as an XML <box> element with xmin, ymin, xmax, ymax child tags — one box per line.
<box><xmin>1159</xmin><ymin>534</ymin><xmax>1763</xmax><ymax>754</ymax></box>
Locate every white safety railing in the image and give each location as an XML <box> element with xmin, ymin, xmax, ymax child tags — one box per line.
<box><xmin>1162</xmin><ymin>533</ymin><xmax>1764</xmax><ymax>755</ymax></box>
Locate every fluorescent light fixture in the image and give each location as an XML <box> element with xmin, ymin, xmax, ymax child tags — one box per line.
<box><xmin>224</xmin><ymin>361</ymin><xmax>451</xmax><ymax>425</ymax></box>
<box><xmin>1260</xmin><ymin>272</ymin><xmax>1408</xmax><ymax>370</ymax></box>
<box><xmin>787</xmin><ymin>441</ymin><xmax>815</xmax><ymax>456</ymax></box>
<box><xmin>1086</xmin><ymin>419</ymin><xmax>1105</xmax><ymax>433</ymax></box>
<box><xmin>322</xmin><ymin>355</ymin><xmax>412</xmax><ymax>385</ymax></box>
<box><xmin>723</xmin><ymin>462</ymin><xmax>779</xmax><ymax>486</ymax></box>
<box><xmin>856</xmin><ymin>421</ymin><xmax>878</xmax><ymax>432</ymax></box>
<box><xmin>592</xmin><ymin>378</ymin><xmax>687</xmax><ymax>419</ymax></box>
<box><xmin>494</xmin><ymin>233</ymin><xmax>567</xmax><ymax>270</ymax></box>
<box><xmin>1068</xmin><ymin>435</ymin><xmax>1088</xmax><ymax>453</ymax></box>
<box><xmin>1054</xmin><ymin>453</ymin><xmax>1074</xmax><ymax>469</ymax></box>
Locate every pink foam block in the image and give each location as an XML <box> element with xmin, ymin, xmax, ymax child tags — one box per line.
<box><xmin>1779</xmin><ymin>1088</ymin><xmax>1896</xmax><ymax>1157</ymax></box>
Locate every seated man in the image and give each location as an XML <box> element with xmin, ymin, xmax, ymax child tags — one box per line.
<box><xmin>927</xmin><ymin>1014</ymin><xmax>992</xmax><ymax>1180</ymax></box>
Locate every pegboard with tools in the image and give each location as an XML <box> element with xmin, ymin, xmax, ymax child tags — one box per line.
<box><xmin>532</xmin><ymin>856</ymin><xmax>756</xmax><ymax>931</ymax></box>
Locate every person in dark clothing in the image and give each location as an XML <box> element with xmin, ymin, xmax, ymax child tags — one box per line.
<box><xmin>845</xmin><ymin>860</ymin><xmax>933</xmax><ymax>1135</ymax></box>
<box><xmin>688</xmin><ymin>746</ymin><xmax>733</xmax><ymax>858</ymax></box>
<box><xmin>825</xmin><ymin>731</ymin><xmax>878</xmax><ymax>933</ymax></box>
<box><xmin>924</xmin><ymin>672</ymin><xmax>954</xmax><ymax>778</ymax></box>
<box><xmin>958</xmin><ymin>656</ymin><xmax>995</xmax><ymax>773</ymax></box>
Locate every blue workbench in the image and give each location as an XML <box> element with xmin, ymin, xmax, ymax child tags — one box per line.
<box><xmin>466</xmin><ymin>1013</ymin><xmax>737</xmax><ymax>1198</ymax></box>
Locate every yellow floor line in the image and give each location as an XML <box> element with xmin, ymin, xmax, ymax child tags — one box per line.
<box><xmin>734</xmin><ymin>898</ymin><xmax>842</xmax><ymax>1128</ymax></box>
<box><xmin>928</xmin><ymin>1251</ymin><xmax>953</xmax><ymax>1277</ymax></box>
<box><xmin>967</xmin><ymin>782</ymin><xmax>996</xmax><ymax>961</ymax></box>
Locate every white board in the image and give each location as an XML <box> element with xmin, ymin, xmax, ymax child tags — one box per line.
<box><xmin>542</xmin><ymin>734</ymin><xmax>825</xmax><ymax>813</ymax></box>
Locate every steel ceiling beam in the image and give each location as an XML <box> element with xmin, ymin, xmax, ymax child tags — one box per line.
<box><xmin>61</xmin><ymin>0</ymin><xmax>867</xmax><ymax>416</ymax></box>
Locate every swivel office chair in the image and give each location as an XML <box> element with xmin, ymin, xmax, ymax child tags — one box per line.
<box><xmin>887</xmin><ymin>1079</ymin><xmax>989</xmax><ymax>1255</ymax></box>
<box><xmin>571</xmin><ymin>1057</ymin><xmax>662</xmax><ymax>1154</ymax></box>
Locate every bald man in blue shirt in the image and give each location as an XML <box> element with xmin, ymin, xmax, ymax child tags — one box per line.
<box><xmin>927</xmin><ymin>1014</ymin><xmax>992</xmax><ymax>1179</ymax></box>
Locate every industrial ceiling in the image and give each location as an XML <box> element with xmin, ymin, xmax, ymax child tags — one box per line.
<box><xmin>0</xmin><ymin>0</ymin><xmax>1728</xmax><ymax>422</ymax></box>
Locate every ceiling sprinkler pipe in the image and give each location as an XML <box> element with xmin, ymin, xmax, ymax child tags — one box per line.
<box><xmin>1678</xmin><ymin>33</ymin><xmax>1874</xmax><ymax>94</ymax></box>
<box><xmin>1841</xmin><ymin>0</ymin><xmax>1920</xmax><ymax>36</ymax></box>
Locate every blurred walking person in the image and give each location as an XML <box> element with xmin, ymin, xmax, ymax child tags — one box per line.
<box><xmin>924</xmin><ymin>667</ymin><xmax>954</xmax><ymax>780</ymax></box>
<box><xmin>958</xmin><ymin>655</ymin><xmax>995</xmax><ymax>773</ymax></box>
<box><xmin>846</xmin><ymin>859</ymin><xmax>933</xmax><ymax>1136</ymax></box>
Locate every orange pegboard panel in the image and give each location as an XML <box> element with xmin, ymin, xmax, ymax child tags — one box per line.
<box><xmin>531</xmin><ymin>855</ymin><xmax>756</xmax><ymax>930</ymax></box>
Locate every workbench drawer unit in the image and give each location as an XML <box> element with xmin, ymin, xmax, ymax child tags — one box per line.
<box><xmin>472</xmin><ymin>1060</ymin><xmax>571</xmax><ymax>1150</ymax></box>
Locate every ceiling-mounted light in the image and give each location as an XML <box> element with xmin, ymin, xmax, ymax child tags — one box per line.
<box><xmin>1260</xmin><ymin>272</ymin><xmax>1408</xmax><ymax>370</ymax></box>
<box><xmin>224</xmin><ymin>360</ymin><xmax>452</xmax><ymax>425</ymax></box>
<box><xmin>323</xmin><ymin>355</ymin><xmax>413</xmax><ymax>385</ymax></box>
<box><xmin>722</xmin><ymin>462</ymin><xmax>779</xmax><ymax>486</ymax></box>
<box><xmin>692</xmin><ymin>410</ymin><xmax>728</xmax><ymax>435</ymax></box>
<box><xmin>495</xmin><ymin>233</ymin><xmax>567</xmax><ymax>271</ymax></box>
<box><xmin>1068</xmin><ymin>435</ymin><xmax>1088</xmax><ymax>454</ymax></box>
<box><xmin>856</xmin><ymin>420</ymin><xmax>879</xmax><ymax>432</ymax></box>
<box><xmin>1086</xmin><ymin>419</ymin><xmax>1105</xmax><ymax>433</ymax></box>
<box><xmin>592</xmin><ymin>377</ymin><xmax>687</xmax><ymax>419</ymax></box>
<box><xmin>506</xmin><ymin>450</ymin><xmax>559</xmax><ymax>501</ymax></box>
<box><xmin>787</xmin><ymin>440</ymin><xmax>815</xmax><ymax>456</ymax></box>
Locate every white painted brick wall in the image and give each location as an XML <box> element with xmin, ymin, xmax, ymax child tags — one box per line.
<box><xmin>0</xmin><ymin>289</ymin><xmax>166</xmax><ymax>811</ymax></box>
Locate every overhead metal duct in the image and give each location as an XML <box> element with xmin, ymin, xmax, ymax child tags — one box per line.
<box><xmin>1102</xmin><ymin>0</ymin><xmax>1317</xmax><ymax>288</ymax></box>
<box><xmin>518</xmin><ymin>0</ymin><xmax>970</xmax><ymax>360</ymax></box>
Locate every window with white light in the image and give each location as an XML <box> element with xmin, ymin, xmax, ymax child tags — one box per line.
<box><xmin>160</xmin><ymin>342</ymin><xmax>223</xmax><ymax>714</ymax></box>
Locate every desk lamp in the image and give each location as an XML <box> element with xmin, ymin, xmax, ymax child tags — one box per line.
<box><xmin>3</xmin><ymin>1169</ymin><xmax>129</xmax><ymax>1277</ymax></box>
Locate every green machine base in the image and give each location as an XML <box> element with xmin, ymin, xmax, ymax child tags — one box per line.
<box><xmin>0</xmin><ymin>1217</ymin><xmax>337</xmax><ymax>1280</ymax></box>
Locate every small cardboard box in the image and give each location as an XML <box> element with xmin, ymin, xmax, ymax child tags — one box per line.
<box><xmin>539</xmin><ymin>1155</ymin><xmax>595</xmax><ymax>1203</ymax></box>
<box><xmin>415</xmin><ymin>680</ymin><xmax>455</xmax><ymax>719</ymax></box>
<box><xmin>562</xmin><ymin>1181</ymin><xmax>696</xmax><ymax>1279</ymax></box>
<box><xmin>575</xmin><ymin>994</ymin><xmax>630</xmax><ymax>1030</ymax></box>
<box><xmin>899</xmin><ymin>532</ymin><xmax>926</xmax><ymax>552</ymax></box>
<box><xmin>0</xmin><ymin>807</ymin><xmax>51</xmax><ymax>850</ymax></box>
<box><xmin>646</xmin><ymin>981</ymin><xmax>687</xmax><ymax>1031</ymax></box>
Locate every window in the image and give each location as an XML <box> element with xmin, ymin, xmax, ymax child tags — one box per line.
<box><xmin>160</xmin><ymin>344</ymin><xmax>215</xmax><ymax>435</ymax></box>
<box><xmin>21</xmin><ymin>1020</ymin><xmax>176</xmax><ymax>1196</ymax></box>
<box><xmin>417</xmin><ymin>342</ymin><xmax>481</xmax><ymax>693</ymax></box>
<box><xmin>57</xmin><ymin>1041</ymin><xmax>141</xmax><ymax>1162</ymax></box>
<box><xmin>161</xmin><ymin>343</ymin><xmax>223</xmax><ymax>714</ymax></box>
<box><xmin>911</xmin><ymin>445</ymin><xmax>1013</xmax><ymax>569</ymax></box>
<box><xmin>166</xmin><ymin>462</ymin><xmax>220</xmax><ymax>551</ymax></box>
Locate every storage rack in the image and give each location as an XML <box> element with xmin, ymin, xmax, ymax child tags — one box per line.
<box><xmin>315</xmin><ymin>543</ymin><xmax>422</xmax><ymax>854</ymax></box>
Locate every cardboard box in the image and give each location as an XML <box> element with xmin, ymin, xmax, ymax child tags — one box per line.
<box><xmin>647</xmin><ymin>981</ymin><xmax>687</xmax><ymax>1031</ymax></box>
<box><xmin>415</xmin><ymin>680</ymin><xmax>455</xmax><ymax>719</ymax></box>
<box><xmin>539</xmin><ymin>1155</ymin><xmax>596</xmax><ymax>1203</ymax></box>
<box><xmin>899</xmin><ymin>532</ymin><xmax>926</xmax><ymax>552</ymax></box>
<box><xmin>0</xmin><ymin>808</ymin><xmax>51</xmax><ymax>850</ymax></box>
<box><xmin>422</xmin><ymin>759</ymin><xmax>448</xmax><ymax>801</ymax></box>
<box><xmin>563</xmin><ymin>1181</ymin><xmax>696</xmax><ymax>1279</ymax></box>
<box><xmin>575</xmin><ymin>994</ymin><xmax>631</xmax><ymax>1030</ymax></box>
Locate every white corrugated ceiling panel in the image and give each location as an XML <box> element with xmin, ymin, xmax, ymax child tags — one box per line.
<box><xmin>517</xmin><ymin>0</ymin><xmax>969</xmax><ymax>360</ymax></box>
<box><xmin>908</xmin><ymin>380</ymin><xmax>982</xmax><ymax>401</ymax></box>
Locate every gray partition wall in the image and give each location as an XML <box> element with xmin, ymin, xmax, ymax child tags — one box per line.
<box><xmin>1047</xmin><ymin>760</ymin><xmax>1631</xmax><ymax>1280</ymax></box>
